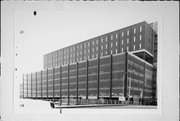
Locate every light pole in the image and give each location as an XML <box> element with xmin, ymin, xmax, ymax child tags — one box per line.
<box><xmin>128</xmin><ymin>69</ymin><xmax>135</xmax><ymax>97</ymax></box>
<box><xmin>118</xmin><ymin>69</ymin><xmax>134</xmax><ymax>102</ymax></box>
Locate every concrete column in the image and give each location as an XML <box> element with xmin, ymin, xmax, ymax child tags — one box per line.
<box><xmin>97</xmin><ymin>57</ymin><xmax>100</xmax><ymax>100</ymax></box>
<box><xmin>110</xmin><ymin>55</ymin><xmax>112</xmax><ymax>99</ymax></box>
<box><xmin>53</xmin><ymin>68</ymin><xmax>55</xmax><ymax>100</ymax></box>
<box><xmin>22</xmin><ymin>74</ymin><xmax>24</xmax><ymax>98</ymax></box>
<box><xmin>67</xmin><ymin>64</ymin><xmax>70</xmax><ymax>105</ymax></box>
<box><xmin>27</xmin><ymin>74</ymin><xmax>28</xmax><ymax>98</ymax></box>
<box><xmin>76</xmin><ymin>62</ymin><xmax>78</xmax><ymax>100</ymax></box>
<box><xmin>59</xmin><ymin>66</ymin><xmax>62</xmax><ymax>104</ymax></box>
<box><xmin>40</xmin><ymin>70</ymin><xmax>42</xmax><ymax>99</ymax></box>
<box><xmin>36</xmin><ymin>72</ymin><xmax>37</xmax><ymax>98</ymax></box>
<box><xmin>86</xmin><ymin>60</ymin><xmax>88</xmax><ymax>99</ymax></box>
<box><xmin>47</xmin><ymin>69</ymin><xmax>48</xmax><ymax>99</ymax></box>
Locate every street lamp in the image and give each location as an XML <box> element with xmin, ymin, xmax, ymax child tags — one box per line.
<box><xmin>128</xmin><ymin>69</ymin><xmax>135</xmax><ymax>97</ymax></box>
<box><xmin>117</xmin><ymin>69</ymin><xmax>134</xmax><ymax>103</ymax></box>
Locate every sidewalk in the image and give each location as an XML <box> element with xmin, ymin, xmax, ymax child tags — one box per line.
<box><xmin>54</xmin><ymin>104</ymin><xmax>156</xmax><ymax>109</ymax></box>
<box><xmin>54</xmin><ymin>103</ymin><xmax>127</xmax><ymax>108</ymax></box>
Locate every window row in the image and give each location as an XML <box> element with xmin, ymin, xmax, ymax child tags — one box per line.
<box><xmin>46</xmin><ymin>44</ymin><xmax>142</xmax><ymax>64</ymax></box>
<box><xmin>133</xmin><ymin>26</ymin><xmax>143</xmax><ymax>34</ymax></box>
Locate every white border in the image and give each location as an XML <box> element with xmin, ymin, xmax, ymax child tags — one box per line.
<box><xmin>1</xmin><ymin>1</ymin><xmax>179</xmax><ymax>121</ymax></box>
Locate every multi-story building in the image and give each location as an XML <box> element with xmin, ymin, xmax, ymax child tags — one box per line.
<box><xmin>149</xmin><ymin>22</ymin><xmax>158</xmax><ymax>100</ymax></box>
<box><xmin>20</xmin><ymin>21</ymin><xmax>157</xmax><ymax>106</ymax></box>
<box><xmin>43</xmin><ymin>21</ymin><xmax>156</xmax><ymax>70</ymax></box>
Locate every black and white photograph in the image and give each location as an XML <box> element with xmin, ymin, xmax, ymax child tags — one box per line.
<box><xmin>0</xmin><ymin>1</ymin><xmax>179</xmax><ymax>121</ymax></box>
<box><xmin>15</xmin><ymin>9</ymin><xmax>159</xmax><ymax>113</ymax></box>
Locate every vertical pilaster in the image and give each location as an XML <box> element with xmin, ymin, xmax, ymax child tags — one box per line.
<box><xmin>41</xmin><ymin>70</ymin><xmax>42</xmax><ymax>99</ymax></box>
<box><xmin>143</xmin><ymin>52</ymin><xmax>146</xmax><ymax>105</ymax></box>
<box><xmin>36</xmin><ymin>72</ymin><xmax>37</xmax><ymax>98</ymax></box>
<box><xmin>131</xmin><ymin>56</ymin><xmax>135</xmax><ymax>97</ymax></box>
<box><xmin>67</xmin><ymin>64</ymin><xmax>70</xmax><ymax>105</ymax></box>
<box><xmin>86</xmin><ymin>60</ymin><xmax>88</xmax><ymax>99</ymax></box>
<box><xmin>53</xmin><ymin>68</ymin><xmax>55</xmax><ymax>100</ymax></box>
<box><xmin>31</xmin><ymin>73</ymin><xmax>32</xmax><ymax>98</ymax></box>
<box><xmin>47</xmin><ymin>69</ymin><xmax>48</xmax><ymax>99</ymax></box>
<box><xmin>124</xmin><ymin>52</ymin><xmax>128</xmax><ymax>98</ymax></box>
<box><xmin>97</xmin><ymin>57</ymin><xmax>100</xmax><ymax>100</ymax></box>
<box><xmin>110</xmin><ymin>55</ymin><xmax>112</xmax><ymax>99</ymax></box>
<box><xmin>60</xmin><ymin>66</ymin><xmax>62</xmax><ymax>104</ymax></box>
<box><xmin>27</xmin><ymin>74</ymin><xmax>28</xmax><ymax>98</ymax></box>
<box><xmin>23</xmin><ymin>74</ymin><xmax>24</xmax><ymax>98</ymax></box>
<box><xmin>76</xmin><ymin>62</ymin><xmax>78</xmax><ymax>100</ymax></box>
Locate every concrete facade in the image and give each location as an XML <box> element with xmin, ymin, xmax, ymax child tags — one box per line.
<box><xmin>43</xmin><ymin>21</ymin><xmax>156</xmax><ymax>70</ymax></box>
<box><xmin>20</xmin><ymin>21</ymin><xmax>157</xmax><ymax>105</ymax></box>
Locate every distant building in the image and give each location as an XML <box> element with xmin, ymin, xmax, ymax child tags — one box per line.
<box><xmin>20</xmin><ymin>21</ymin><xmax>157</xmax><ymax>105</ymax></box>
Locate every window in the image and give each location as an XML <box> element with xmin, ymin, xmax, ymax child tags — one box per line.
<box><xmin>92</xmin><ymin>41</ymin><xmax>94</xmax><ymax>45</ymax></box>
<box><xmin>88</xmin><ymin>42</ymin><xmax>90</xmax><ymax>47</ymax></box>
<box><xmin>134</xmin><ymin>28</ymin><xmax>136</xmax><ymax>34</ymax></box>
<box><xmin>101</xmin><ymin>52</ymin><xmax>103</xmax><ymax>56</ymax></box>
<box><xmin>96</xmin><ymin>40</ymin><xmax>98</xmax><ymax>44</ymax></box>
<box><xmin>96</xmin><ymin>54</ymin><xmax>98</xmax><ymax>57</ymax></box>
<box><xmin>122</xmin><ymin>40</ymin><xmax>123</xmax><ymax>45</ymax></box>
<box><xmin>122</xmin><ymin>32</ymin><xmax>124</xmax><ymax>37</ymax></box>
<box><xmin>101</xmin><ymin>38</ymin><xmax>103</xmax><ymax>43</ymax></box>
<box><xmin>88</xmin><ymin>49</ymin><xmax>90</xmax><ymax>53</ymax></box>
<box><xmin>106</xmin><ymin>37</ymin><xmax>108</xmax><ymax>41</ymax></box>
<box><xmin>116</xmin><ymin>34</ymin><xmax>118</xmax><ymax>39</ymax></box>
<box><xmin>127</xmin><ymin>30</ymin><xmax>129</xmax><ymax>36</ymax></box>
<box><xmin>134</xmin><ymin>36</ymin><xmax>136</xmax><ymax>42</ymax></box>
<box><xmin>140</xmin><ymin>35</ymin><xmax>142</xmax><ymax>40</ymax></box>
<box><xmin>139</xmin><ymin>43</ymin><xmax>141</xmax><ymax>49</ymax></box>
<box><xmin>84</xmin><ymin>43</ymin><xmax>86</xmax><ymax>48</ymax></box>
<box><xmin>116</xmin><ymin>41</ymin><xmax>118</xmax><ymax>46</ymax></box>
<box><xmin>111</xmin><ymin>35</ymin><xmax>113</xmax><ymax>40</ymax></box>
<box><xmin>111</xmin><ymin>50</ymin><xmax>113</xmax><ymax>54</ymax></box>
<box><xmin>140</xmin><ymin>26</ymin><xmax>142</xmax><ymax>32</ymax></box>
<box><xmin>111</xmin><ymin>43</ymin><xmax>113</xmax><ymax>48</ymax></box>
<box><xmin>122</xmin><ymin>48</ymin><xmax>123</xmax><ymax>52</ymax></box>
<box><xmin>96</xmin><ymin>47</ymin><xmax>98</xmax><ymax>51</ymax></box>
<box><xmin>105</xmin><ymin>51</ymin><xmax>108</xmax><ymax>55</ymax></box>
<box><xmin>134</xmin><ymin>45</ymin><xmax>136</xmax><ymax>50</ymax></box>
<box><xmin>115</xmin><ymin>49</ymin><xmax>117</xmax><ymax>53</ymax></box>
<box><xmin>127</xmin><ymin>46</ymin><xmax>129</xmax><ymax>51</ymax></box>
<box><xmin>101</xmin><ymin>45</ymin><xmax>103</xmax><ymax>50</ymax></box>
<box><xmin>92</xmin><ymin>48</ymin><xmax>94</xmax><ymax>52</ymax></box>
<box><xmin>127</xmin><ymin>38</ymin><xmax>129</xmax><ymax>43</ymax></box>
